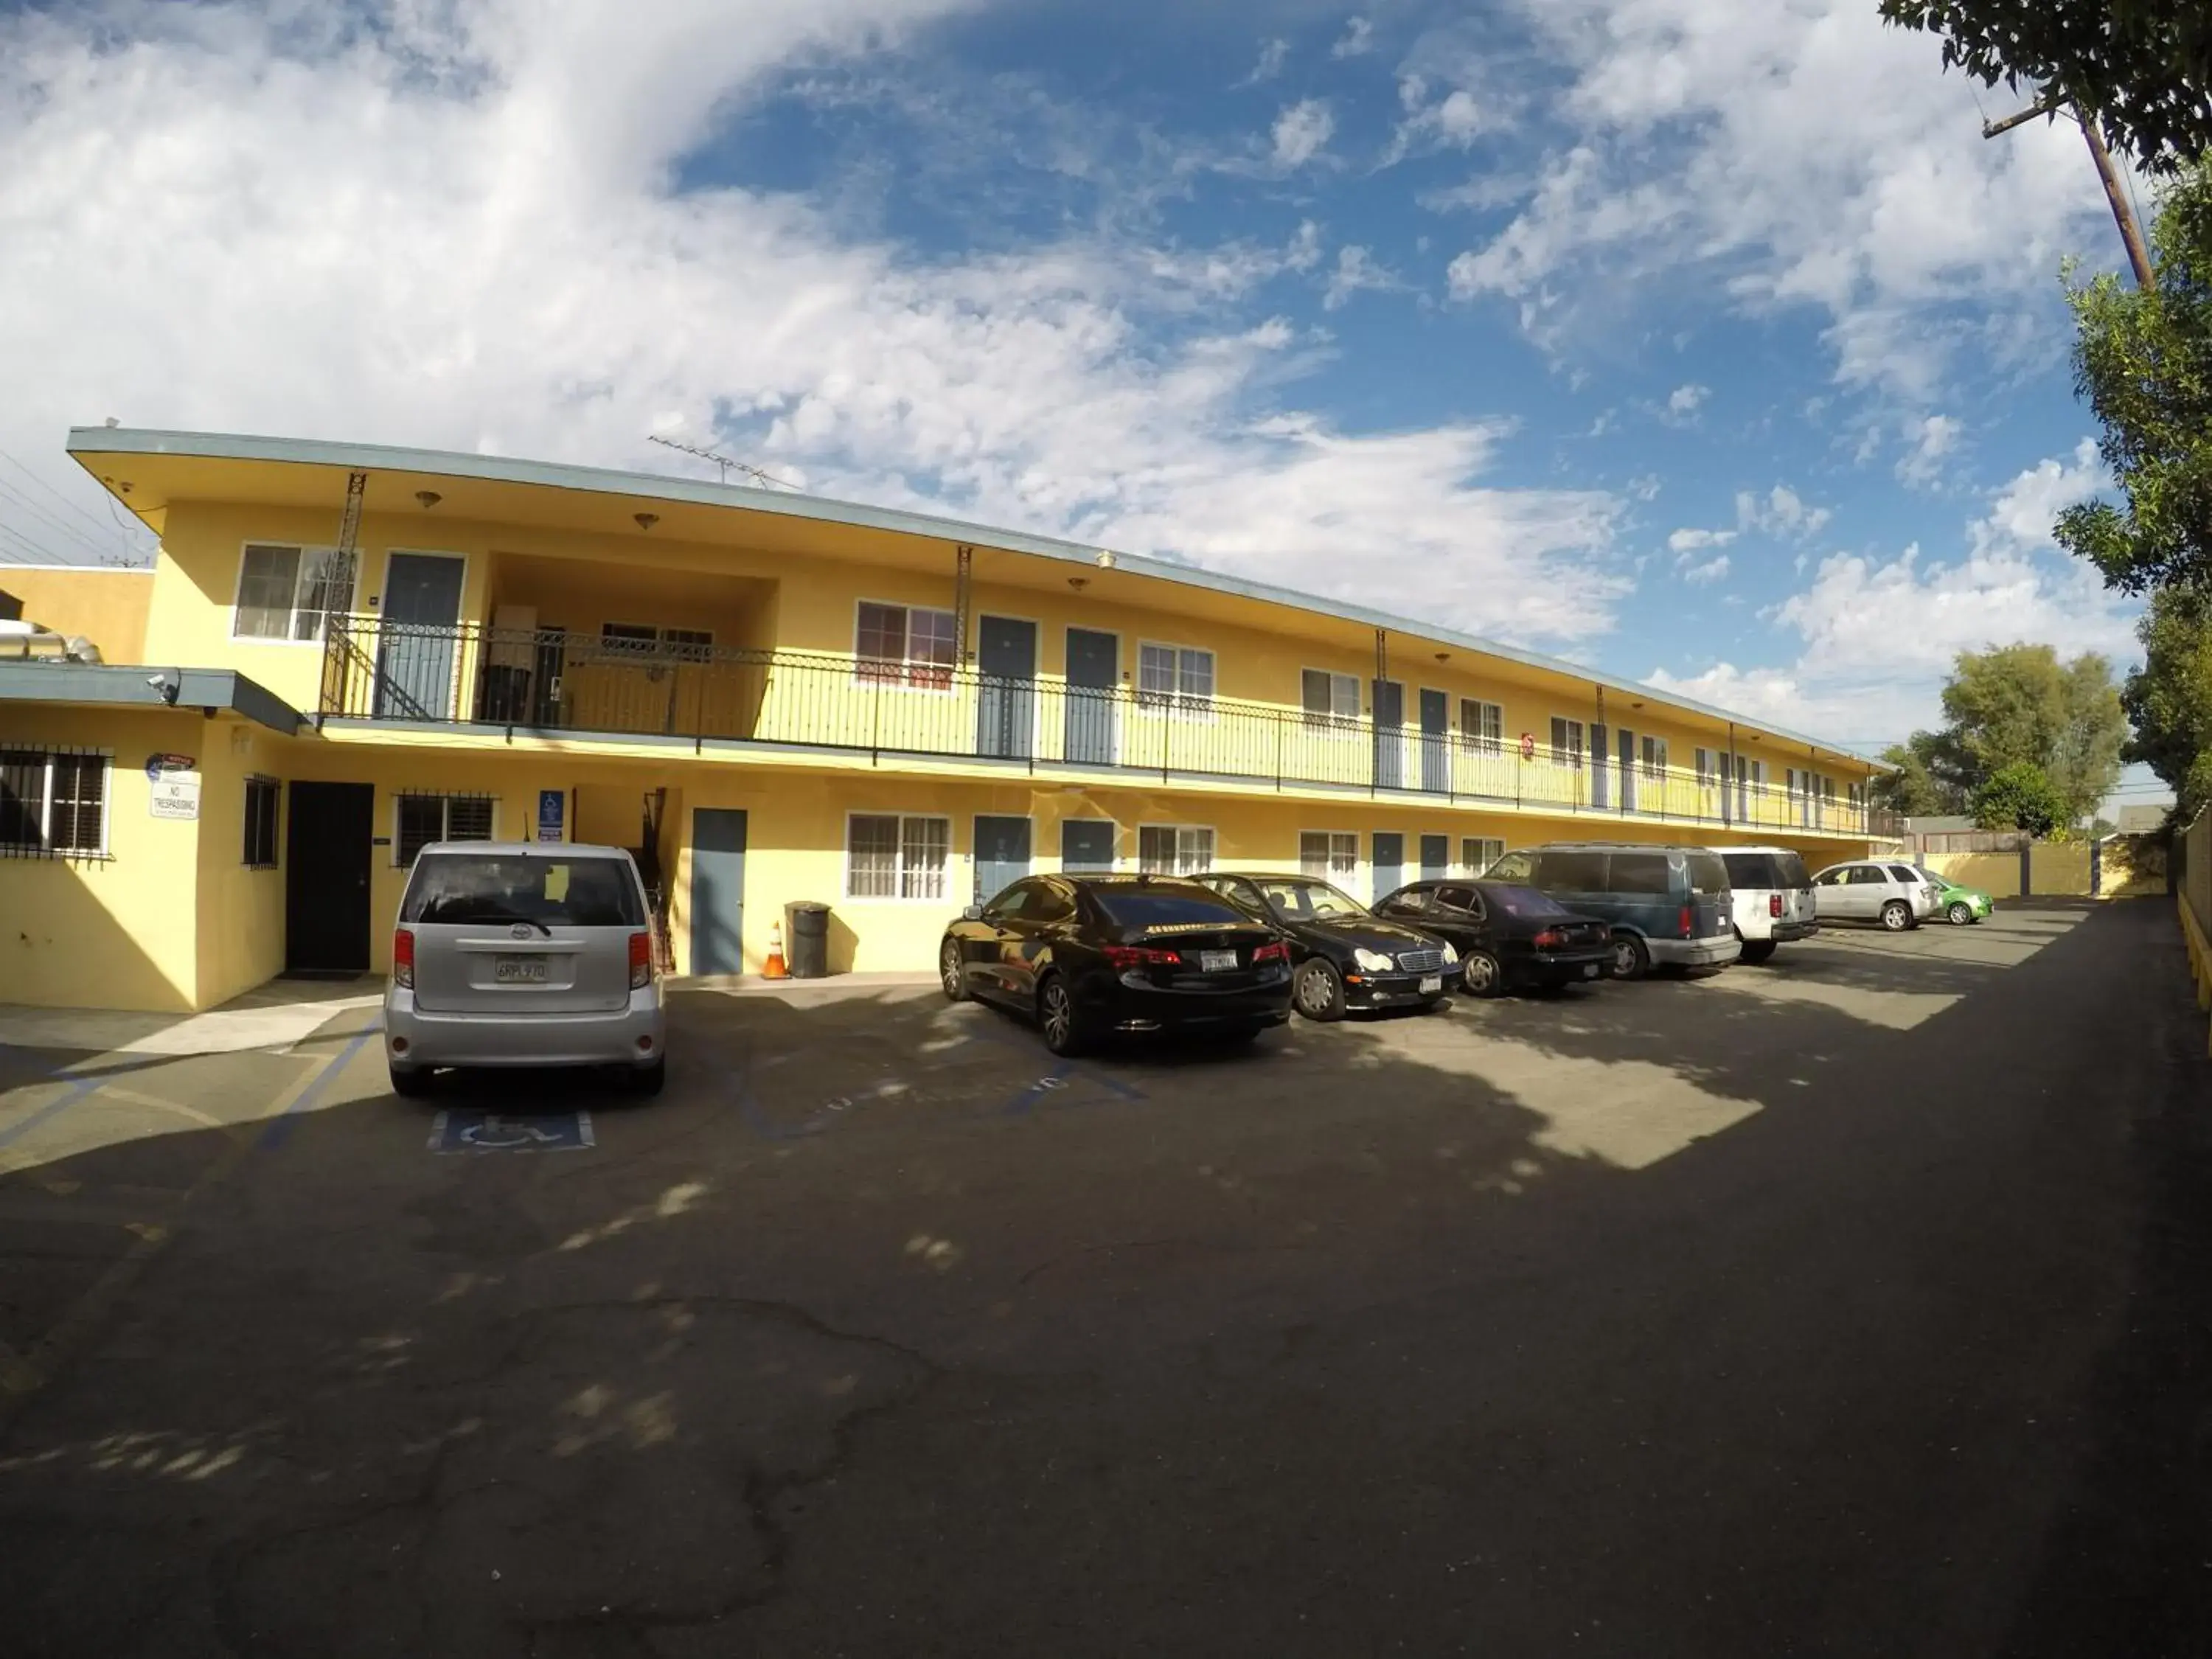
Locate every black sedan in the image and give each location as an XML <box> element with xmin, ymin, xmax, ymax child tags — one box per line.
<box><xmin>1373</xmin><ymin>880</ymin><xmax>1613</xmax><ymax>996</ymax></box>
<box><xmin>1193</xmin><ymin>871</ymin><xmax>1456</xmax><ymax>1020</ymax></box>
<box><xmin>939</xmin><ymin>874</ymin><xmax>1293</xmax><ymax>1056</ymax></box>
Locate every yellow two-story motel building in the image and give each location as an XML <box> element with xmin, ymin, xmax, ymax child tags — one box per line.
<box><xmin>0</xmin><ymin>428</ymin><xmax>1892</xmax><ymax>1013</ymax></box>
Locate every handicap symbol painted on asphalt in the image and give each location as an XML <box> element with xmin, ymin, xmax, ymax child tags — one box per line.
<box><xmin>427</xmin><ymin>1110</ymin><xmax>596</xmax><ymax>1153</ymax></box>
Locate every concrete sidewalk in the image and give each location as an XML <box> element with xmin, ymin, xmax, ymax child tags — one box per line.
<box><xmin>0</xmin><ymin>978</ymin><xmax>380</xmax><ymax>1060</ymax></box>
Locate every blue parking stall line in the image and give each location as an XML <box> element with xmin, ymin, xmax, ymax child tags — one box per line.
<box><xmin>999</xmin><ymin>1062</ymin><xmax>1074</xmax><ymax>1117</ymax></box>
<box><xmin>0</xmin><ymin>1073</ymin><xmax>106</xmax><ymax>1152</ymax></box>
<box><xmin>257</xmin><ymin>1028</ymin><xmax>378</xmax><ymax>1152</ymax></box>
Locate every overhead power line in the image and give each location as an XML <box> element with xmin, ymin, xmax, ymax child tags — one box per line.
<box><xmin>0</xmin><ymin>476</ymin><xmax>121</xmax><ymax>565</ymax></box>
<box><xmin>0</xmin><ymin>446</ymin><xmax>139</xmax><ymax>550</ymax></box>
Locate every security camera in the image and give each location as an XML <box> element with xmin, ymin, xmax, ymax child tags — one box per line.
<box><xmin>147</xmin><ymin>672</ymin><xmax>180</xmax><ymax>705</ymax></box>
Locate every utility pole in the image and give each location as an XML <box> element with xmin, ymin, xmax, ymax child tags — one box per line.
<box><xmin>1983</xmin><ymin>91</ymin><xmax>2154</xmax><ymax>290</ymax></box>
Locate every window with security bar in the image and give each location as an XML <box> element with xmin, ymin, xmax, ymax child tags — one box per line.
<box><xmin>395</xmin><ymin>794</ymin><xmax>495</xmax><ymax>865</ymax></box>
<box><xmin>0</xmin><ymin>748</ymin><xmax>108</xmax><ymax>858</ymax></box>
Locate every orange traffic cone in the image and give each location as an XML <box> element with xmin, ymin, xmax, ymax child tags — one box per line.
<box><xmin>763</xmin><ymin>920</ymin><xmax>788</xmax><ymax>980</ymax></box>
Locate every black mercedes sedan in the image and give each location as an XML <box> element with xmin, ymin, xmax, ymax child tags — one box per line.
<box><xmin>1192</xmin><ymin>871</ymin><xmax>1456</xmax><ymax>1021</ymax></box>
<box><xmin>1373</xmin><ymin>880</ymin><xmax>1613</xmax><ymax>996</ymax></box>
<box><xmin>939</xmin><ymin>874</ymin><xmax>1293</xmax><ymax>1056</ymax></box>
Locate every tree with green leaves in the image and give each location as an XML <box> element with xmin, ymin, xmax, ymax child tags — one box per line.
<box><xmin>1975</xmin><ymin>762</ymin><xmax>2069</xmax><ymax>835</ymax></box>
<box><xmin>2121</xmin><ymin>582</ymin><xmax>2212</xmax><ymax>821</ymax></box>
<box><xmin>2056</xmin><ymin>161</ymin><xmax>2212</xmax><ymax>594</ymax></box>
<box><xmin>1878</xmin><ymin>1</ymin><xmax>2212</xmax><ymax>173</ymax></box>
<box><xmin>1874</xmin><ymin>644</ymin><xmax>2126</xmax><ymax>824</ymax></box>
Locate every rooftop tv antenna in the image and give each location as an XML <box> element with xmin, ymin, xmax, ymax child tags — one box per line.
<box><xmin>644</xmin><ymin>434</ymin><xmax>793</xmax><ymax>491</ymax></box>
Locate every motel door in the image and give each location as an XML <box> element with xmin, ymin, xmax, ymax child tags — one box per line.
<box><xmin>285</xmin><ymin>782</ymin><xmax>374</xmax><ymax>975</ymax></box>
<box><xmin>689</xmin><ymin>809</ymin><xmax>748</xmax><ymax>975</ymax></box>
<box><xmin>375</xmin><ymin>553</ymin><xmax>467</xmax><ymax>720</ymax></box>
<box><xmin>976</xmin><ymin>617</ymin><xmax>1037</xmax><ymax>762</ymax></box>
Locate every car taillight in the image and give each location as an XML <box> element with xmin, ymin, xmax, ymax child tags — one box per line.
<box><xmin>1769</xmin><ymin>894</ymin><xmax>1784</xmax><ymax>918</ymax></box>
<box><xmin>1105</xmin><ymin>945</ymin><xmax>1182</xmax><ymax>969</ymax></box>
<box><xmin>1532</xmin><ymin>928</ymin><xmax>1565</xmax><ymax>949</ymax></box>
<box><xmin>392</xmin><ymin>928</ymin><xmax>414</xmax><ymax>990</ymax></box>
<box><xmin>1253</xmin><ymin>941</ymin><xmax>1290</xmax><ymax>964</ymax></box>
<box><xmin>1678</xmin><ymin>905</ymin><xmax>1694</xmax><ymax>939</ymax></box>
<box><xmin>629</xmin><ymin>931</ymin><xmax>653</xmax><ymax>990</ymax></box>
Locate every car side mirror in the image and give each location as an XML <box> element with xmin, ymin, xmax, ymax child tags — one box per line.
<box><xmin>962</xmin><ymin>903</ymin><xmax>984</xmax><ymax>921</ymax></box>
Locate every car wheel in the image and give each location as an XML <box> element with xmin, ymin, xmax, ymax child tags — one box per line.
<box><xmin>1739</xmin><ymin>939</ymin><xmax>1777</xmax><ymax>966</ymax></box>
<box><xmin>1461</xmin><ymin>950</ymin><xmax>1505</xmax><ymax>998</ymax></box>
<box><xmin>1947</xmin><ymin>900</ymin><xmax>1973</xmax><ymax>927</ymax></box>
<box><xmin>1038</xmin><ymin>974</ymin><xmax>1087</xmax><ymax>1057</ymax></box>
<box><xmin>939</xmin><ymin>939</ymin><xmax>969</xmax><ymax>1002</ymax></box>
<box><xmin>1293</xmin><ymin>959</ymin><xmax>1348</xmax><ymax>1022</ymax></box>
<box><xmin>1607</xmin><ymin>933</ymin><xmax>1650</xmax><ymax>981</ymax></box>
<box><xmin>1880</xmin><ymin>900</ymin><xmax>1912</xmax><ymax>932</ymax></box>
<box><xmin>627</xmin><ymin>1057</ymin><xmax>667</xmax><ymax>1097</ymax></box>
<box><xmin>389</xmin><ymin>1064</ymin><xmax>430</xmax><ymax>1099</ymax></box>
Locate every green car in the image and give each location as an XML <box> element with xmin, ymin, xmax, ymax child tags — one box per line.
<box><xmin>1907</xmin><ymin>865</ymin><xmax>1994</xmax><ymax>926</ymax></box>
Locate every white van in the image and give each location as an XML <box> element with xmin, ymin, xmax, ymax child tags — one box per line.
<box><xmin>1716</xmin><ymin>846</ymin><xmax>1818</xmax><ymax>965</ymax></box>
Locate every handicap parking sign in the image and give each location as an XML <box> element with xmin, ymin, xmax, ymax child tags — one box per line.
<box><xmin>427</xmin><ymin>1110</ymin><xmax>595</xmax><ymax>1153</ymax></box>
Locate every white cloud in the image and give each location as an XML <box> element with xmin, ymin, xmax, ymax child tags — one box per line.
<box><xmin>1736</xmin><ymin>484</ymin><xmax>1832</xmax><ymax>540</ymax></box>
<box><xmin>0</xmin><ymin>0</ymin><xmax>1623</xmax><ymax>647</ymax></box>
<box><xmin>1896</xmin><ymin>412</ymin><xmax>1962</xmax><ymax>488</ymax></box>
<box><xmin>1385</xmin><ymin>82</ymin><xmax>1493</xmax><ymax>167</ymax></box>
<box><xmin>1321</xmin><ymin>245</ymin><xmax>1399</xmax><ymax>310</ymax></box>
<box><xmin>1332</xmin><ymin>17</ymin><xmax>1375</xmax><ymax>59</ymax></box>
<box><xmin>1666</xmin><ymin>382</ymin><xmax>1708</xmax><ymax>415</ymax></box>
<box><xmin>1447</xmin><ymin>0</ymin><xmax>2121</xmax><ymax>394</ymax></box>
<box><xmin>1666</xmin><ymin>526</ymin><xmax>1736</xmax><ymax>553</ymax></box>
<box><xmin>1679</xmin><ymin>554</ymin><xmax>1730</xmax><ymax>585</ymax></box>
<box><xmin>1270</xmin><ymin>99</ymin><xmax>1335</xmax><ymax>169</ymax></box>
<box><xmin>1284</xmin><ymin>219</ymin><xmax>1324</xmax><ymax>273</ymax></box>
<box><xmin>1649</xmin><ymin>441</ymin><xmax>2134</xmax><ymax>742</ymax></box>
<box><xmin>1242</xmin><ymin>37</ymin><xmax>1290</xmax><ymax>85</ymax></box>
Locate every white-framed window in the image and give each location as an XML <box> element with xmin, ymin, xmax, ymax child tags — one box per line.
<box><xmin>1138</xmin><ymin>644</ymin><xmax>1214</xmax><ymax>714</ymax></box>
<box><xmin>1745</xmin><ymin>758</ymin><xmax>1767</xmax><ymax>794</ymax></box>
<box><xmin>1461</xmin><ymin>836</ymin><xmax>1506</xmax><ymax>876</ymax></box>
<box><xmin>1848</xmin><ymin>780</ymin><xmax>1868</xmax><ymax>810</ymax></box>
<box><xmin>1299</xmin><ymin>830</ymin><xmax>1358</xmax><ymax>880</ymax></box>
<box><xmin>395</xmin><ymin>793</ymin><xmax>495</xmax><ymax>866</ymax></box>
<box><xmin>855</xmin><ymin>601</ymin><xmax>959</xmax><ymax>689</ymax></box>
<box><xmin>1301</xmin><ymin>669</ymin><xmax>1360</xmax><ymax>728</ymax></box>
<box><xmin>845</xmin><ymin>813</ymin><xmax>951</xmax><ymax>900</ymax></box>
<box><xmin>1641</xmin><ymin>735</ymin><xmax>1669</xmax><ymax>780</ymax></box>
<box><xmin>1137</xmin><ymin>824</ymin><xmax>1214</xmax><ymax>875</ymax></box>
<box><xmin>1694</xmin><ymin>746</ymin><xmax>1720</xmax><ymax>789</ymax></box>
<box><xmin>600</xmin><ymin>622</ymin><xmax>714</xmax><ymax>663</ymax></box>
<box><xmin>1548</xmin><ymin>717</ymin><xmax>1585</xmax><ymax>768</ymax></box>
<box><xmin>1460</xmin><ymin>699</ymin><xmax>1503</xmax><ymax>754</ymax></box>
<box><xmin>0</xmin><ymin>747</ymin><xmax>109</xmax><ymax>858</ymax></box>
<box><xmin>243</xmin><ymin>776</ymin><xmax>281</xmax><ymax>868</ymax></box>
<box><xmin>232</xmin><ymin>542</ymin><xmax>353</xmax><ymax>641</ymax></box>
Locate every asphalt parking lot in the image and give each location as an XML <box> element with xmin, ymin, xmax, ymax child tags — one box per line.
<box><xmin>2</xmin><ymin>900</ymin><xmax>2210</xmax><ymax>1658</ymax></box>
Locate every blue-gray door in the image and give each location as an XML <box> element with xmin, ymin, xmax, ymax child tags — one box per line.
<box><xmin>1590</xmin><ymin>720</ymin><xmax>1610</xmax><ymax>810</ymax></box>
<box><xmin>1618</xmin><ymin>727</ymin><xmax>1636</xmax><ymax>813</ymax></box>
<box><xmin>689</xmin><ymin>808</ymin><xmax>747</xmax><ymax>975</ymax></box>
<box><xmin>1372</xmin><ymin>832</ymin><xmax>1404</xmax><ymax>904</ymax></box>
<box><xmin>974</xmin><ymin>815</ymin><xmax>1032</xmax><ymax>906</ymax></box>
<box><xmin>977</xmin><ymin>617</ymin><xmax>1037</xmax><ymax>761</ymax></box>
<box><xmin>375</xmin><ymin>553</ymin><xmax>466</xmax><ymax>720</ymax></box>
<box><xmin>1064</xmin><ymin>627</ymin><xmax>1118</xmax><ymax>766</ymax></box>
<box><xmin>1419</xmin><ymin>689</ymin><xmax>1449</xmax><ymax>793</ymax></box>
<box><xmin>1419</xmin><ymin>834</ymin><xmax>1448</xmax><ymax>882</ymax></box>
<box><xmin>1060</xmin><ymin>818</ymin><xmax>1115</xmax><ymax>873</ymax></box>
<box><xmin>1373</xmin><ymin>680</ymin><xmax>1405</xmax><ymax>790</ymax></box>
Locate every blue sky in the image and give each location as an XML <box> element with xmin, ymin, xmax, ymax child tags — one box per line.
<box><xmin>0</xmin><ymin>0</ymin><xmax>2167</xmax><ymax>800</ymax></box>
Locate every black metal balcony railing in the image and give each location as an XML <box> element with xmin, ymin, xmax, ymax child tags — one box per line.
<box><xmin>319</xmin><ymin>616</ymin><xmax>1894</xmax><ymax>838</ymax></box>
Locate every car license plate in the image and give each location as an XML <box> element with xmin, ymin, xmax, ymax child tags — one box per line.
<box><xmin>494</xmin><ymin>958</ymin><xmax>548</xmax><ymax>983</ymax></box>
<box><xmin>1199</xmin><ymin>949</ymin><xmax>1239</xmax><ymax>973</ymax></box>
<box><xmin>1419</xmin><ymin>975</ymin><xmax>1442</xmax><ymax>994</ymax></box>
<box><xmin>1583</xmin><ymin>964</ymin><xmax>1601</xmax><ymax>978</ymax></box>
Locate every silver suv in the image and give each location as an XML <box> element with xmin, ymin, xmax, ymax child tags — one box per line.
<box><xmin>385</xmin><ymin>843</ymin><xmax>667</xmax><ymax>1096</ymax></box>
<box><xmin>1809</xmin><ymin>860</ymin><xmax>1941</xmax><ymax>933</ymax></box>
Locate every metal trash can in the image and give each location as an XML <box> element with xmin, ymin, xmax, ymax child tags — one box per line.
<box><xmin>785</xmin><ymin>900</ymin><xmax>832</xmax><ymax>979</ymax></box>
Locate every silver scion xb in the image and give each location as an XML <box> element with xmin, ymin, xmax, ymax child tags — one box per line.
<box><xmin>385</xmin><ymin>842</ymin><xmax>667</xmax><ymax>1097</ymax></box>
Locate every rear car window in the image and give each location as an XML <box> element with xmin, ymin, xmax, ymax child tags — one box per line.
<box><xmin>1535</xmin><ymin>850</ymin><xmax>1609</xmax><ymax>891</ymax></box>
<box><xmin>1088</xmin><ymin>885</ymin><xmax>1251</xmax><ymax>928</ymax></box>
<box><xmin>1484</xmin><ymin>885</ymin><xmax>1571</xmax><ymax>919</ymax></box>
<box><xmin>1686</xmin><ymin>852</ymin><xmax>1730</xmax><ymax>895</ymax></box>
<box><xmin>1888</xmin><ymin>865</ymin><xmax>1920</xmax><ymax>883</ymax></box>
<box><xmin>1722</xmin><ymin>852</ymin><xmax>1776</xmax><ymax>888</ymax></box>
<box><xmin>403</xmin><ymin>854</ymin><xmax>644</xmax><ymax>928</ymax></box>
<box><xmin>1772</xmin><ymin>852</ymin><xmax>1811</xmax><ymax>887</ymax></box>
<box><xmin>1609</xmin><ymin>853</ymin><xmax>1672</xmax><ymax>895</ymax></box>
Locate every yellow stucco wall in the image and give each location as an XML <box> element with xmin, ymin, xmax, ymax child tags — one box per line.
<box><xmin>193</xmin><ymin>720</ymin><xmax>291</xmax><ymax>1008</ymax></box>
<box><xmin>0</xmin><ymin>565</ymin><xmax>153</xmax><ymax>664</ymax></box>
<box><xmin>0</xmin><ymin>705</ymin><xmax>215</xmax><ymax>1011</ymax></box>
